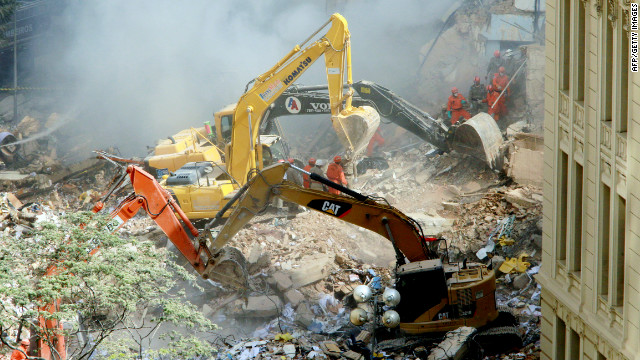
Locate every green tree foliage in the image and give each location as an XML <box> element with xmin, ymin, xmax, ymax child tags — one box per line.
<box><xmin>0</xmin><ymin>0</ymin><xmax>16</xmax><ymax>42</ymax></box>
<box><xmin>0</xmin><ymin>212</ymin><xmax>217</xmax><ymax>359</ymax></box>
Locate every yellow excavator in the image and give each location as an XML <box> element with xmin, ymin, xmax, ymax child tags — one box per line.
<box><xmin>148</xmin><ymin>13</ymin><xmax>379</xmax><ymax>220</ymax></box>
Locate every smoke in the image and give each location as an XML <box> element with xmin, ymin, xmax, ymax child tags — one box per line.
<box><xmin>42</xmin><ymin>0</ymin><xmax>453</xmax><ymax>157</ymax></box>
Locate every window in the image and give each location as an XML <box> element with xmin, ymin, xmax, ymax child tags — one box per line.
<box><xmin>602</xmin><ymin>13</ymin><xmax>614</xmax><ymax>121</ymax></box>
<box><xmin>598</xmin><ymin>183</ymin><xmax>611</xmax><ymax>298</ymax></box>
<box><xmin>618</xmin><ymin>26</ymin><xmax>629</xmax><ymax>132</ymax></box>
<box><xmin>575</xmin><ymin>0</ymin><xmax>586</xmax><ymax>101</ymax></box>
<box><xmin>568</xmin><ymin>329</ymin><xmax>580</xmax><ymax>360</ymax></box>
<box><xmin>613</xmin><ymin>196</ymin><xmax>626</xmax><ymax>306</ymax></box>
<box><xmin>556</xmin><ymin>316</ymin><xmax>566</xmax><ymax>360</ymax></box>
<box><xmin>558</xmin><ymin>151</ymin><xmax>569</xmax><ymax>262</ymax></box>
<box><xmin>560</xmin><ymin>0</ymin><xmax>571</xmax><ymax>90</ymax></box>
<box><xmin>570</xmin><ymin>162</ymin><xmax>583</xmax><ymax>272</ymax></box>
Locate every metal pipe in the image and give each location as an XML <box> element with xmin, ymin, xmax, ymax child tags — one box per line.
<box><xmin>382</xmin><ymin>217</ymin><xmax>406</xmax><ymax>266</ymax></box>
<box><xmin>13</xmin><ymin>12</ymin><xmax>17</xmax><ymax>123</ymax></box>
<box><xmin>491</xmin><ymin>59</ymin><xmax>527</xmax><ymax>109</ymax></box>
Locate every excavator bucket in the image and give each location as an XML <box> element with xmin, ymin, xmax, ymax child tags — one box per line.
<box><xmin>331</xmin><ymin>105</ymin><xmax>380</xmax><ymax>158</ymax></box>
<box><xmin>204</xmin><ymin>246</ymin><xmax>250</xmax><ymax>290</ymax></box>
<box><xmin>451</xmin><ymin>112</ymin><xmax>504</xmax><ymax>169</ymax></box>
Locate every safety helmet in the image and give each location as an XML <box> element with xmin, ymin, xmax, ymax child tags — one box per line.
<box><xmin>287</xmin><ymin>158</ymin><xmax>294</xmax><ymax>164</ymax></box>
<box><xmin>20</xmin><ymin>339</ymin><xmax>29</xmax><ymax>346</ymax></box>
<box><xmin>494</xmin><ymin>50</ymin><xmax>500</xmax><ymax>58</ymax></box>
<box><xmin>277</xmin><ymin>159</ymin><xmax>285</xmax><ymax>163</ymax></box>
<box><xmin>451</xmin><ymin>87</ymin><xmax>458</xmax><ymax>94</ymax></box>
<box><xmin>486</xmin><ymin>84</ymin><xmax>493</xmax><ymax>91</ymax></box>
<box><xmin>333</xmin><ymin>155</ymin><xmax>342</xmax><ymax>163</ymax></box>
<box><xmin>474</xmin><ymin>76</ymin><xmax>480</xmax><ymax>84</ymax></box>
<box><xmin>309</xmin><ymin>158</ymin><xmax>316</xmax><ymax>165</ymax></box>
<box><xmin>499</xmin><ymin>66</ymin><xmax>505</xmax><ymax>73</ymax></box>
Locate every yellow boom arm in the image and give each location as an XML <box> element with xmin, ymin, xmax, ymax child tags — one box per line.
<box><xmin>203</xmin><ymin>163</ymin><xmax>434</xmax><ymax>264</ymax></box>
<box><xmin>227</xmin><ymin>13</ymin><xmax>379</xmax><ymax>185</ymax></box>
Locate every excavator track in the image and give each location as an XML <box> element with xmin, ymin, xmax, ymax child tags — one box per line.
<box><xmin>473</xmin><ymin>325</ymin><xmax>523</xmax><ymax>355</ymax></box>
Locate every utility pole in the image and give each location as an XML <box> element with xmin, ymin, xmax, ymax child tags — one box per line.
<box><xmin>12</xmin><ymin>9</ymin><xmax>17</xmax><ymax>123</ymax></box>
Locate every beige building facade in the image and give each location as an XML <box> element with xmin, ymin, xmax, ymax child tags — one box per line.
<box><xmin>538</xmin><ymin>0</ymin><xmax>640</xmax><ymax>359</ymax></box>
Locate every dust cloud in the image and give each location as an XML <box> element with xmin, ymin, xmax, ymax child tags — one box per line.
<box><xmin>43</xmin><ymin>0</ymin><xmax>452</xmax><ymax>157</ymax></box>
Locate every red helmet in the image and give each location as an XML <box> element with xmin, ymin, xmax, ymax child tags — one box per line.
<box><xmin>308</xmin><ymin>158</ymin><xmax>316</xmax><ymax>165</ymax></box>
<box><xmin>20</xmin><ymin>339</ymin><xmax>29</xmax><ymax>346</ymax></box>
<box><xmin>451</xmin><ymin>87</ymin><xmax>458</xmax><ymax>94</ymax></box>
<box><xmin>486</xmin><ymin>84</ymin><xmax>493</xmax><ymax>91</ymax></box>
<box><xmin>474</xmin><ymin>76</ymin><xmax>480</xmax><ymax>84</ymax></box>
<box><xmin>494</xmin><ymin>50</ymin><xmax>500</xmax><ymax>58</ymax></box>
<box><xmin>287</xmin><ymin>158</ymin><xmax>294</xmax><ymax>164</ymax></box>
<box><xmin>333</xmin><ymin>155</ymin><xmax>342</xmax><ymax>163</ymax></box>
<box><xmin>277</xmin><ymin>159</ymin><xmax>285</xmax><ymax>163</ymax></box>
<box><xmin>499</xmin><ymin>66</ymin><xmax>505</xmax><ymax>73</ymax></box>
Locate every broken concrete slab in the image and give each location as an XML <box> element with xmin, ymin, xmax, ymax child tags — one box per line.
<box><xmin>240</xmin><ymin>295</ymin><xmax>283</xmax><ymax>317</ymax></box>
<box><xmin>507</xmin><ymin>134</ymin><xmax>543</xmax><ymax>187</ymax></box>
<box><xmin>504</xmin><ymin>188</ymin><xmax>539</xmax><ymax>208</ymax></box>
<box><xmin>427</xmin><ymin>326</ymin><xmax>476</xmax><ymax>360</ymax></box>
<box><xmin>268</xmin><ymin>271</ymin><xmax>293</xmax><ymax>292</ymax></box>
<box><xmin>288</xmin><ymin>253</ymin><xmax>334</xmax><ymax>288</ymax></box>
<box><xmin>442</xmin><ymin>201</ymin><xmax>461</xmax><ymax>212</ymax></box>
<box><xmin>295</xmin><ymin>302</ymin><xmax>315</xmax><ymax>328</ymax></box>
<box><xmin>406</xmin><ymin>213</ymin><xmax>455</xmax><ymax>235</ymax></box>
<box><xmin>513</xmin><ymin>273</ymin><xmax>531</xmax><ymax>290</ymax></box>
<box><xmin>0</xmin><ymin>171</ymin><xmax>30</xmax><ymax>181</ymax></box>
<box><xmin>284</xmin><ymin>289</ymin><xmax>305</xmax><ymax>308</ymax></box>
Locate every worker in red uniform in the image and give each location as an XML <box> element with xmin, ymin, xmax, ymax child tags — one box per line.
<box><xmin>446</xmin><ymin>87</ymin><xmax>472</xmax><ymax>125</ymax></box>
<box><xmin>483</xmin><ymin>85</ymin><xmax>506</xmax><ymax>122</ymax></box>
<box><xmin>492</xmin><ymin>66</ymin><xmax>510</xmax><ymax>96</ymax></box>
<box><xmin>367</xmin><ymin>127</ymin><xmax>385</xmax><ymax>156</ymax></box>
<box><xmin>326</xmin><ymin>156</ymin><xmax>347</xmax><ymax>195</ymax></box>
<box><xmin>302</xmin><ymin>158</ymin><xmax>315</xmax><ymax>188</ymax></box>
<box><xmin>10</xmin><ymin>340</ymin><xmax>29</xmax><ymax>360</ymax></box>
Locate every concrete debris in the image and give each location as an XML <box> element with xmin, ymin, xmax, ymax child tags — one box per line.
<box><xmin>427</xmin><ymin>326</ymin><xmax>476</xmax><ymax>360</ymax></box>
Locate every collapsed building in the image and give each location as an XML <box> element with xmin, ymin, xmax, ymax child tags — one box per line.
<box><xmin>0</xmin><ymin>1</ymin><xmax>551</xmax><ymax>359</ymax></box>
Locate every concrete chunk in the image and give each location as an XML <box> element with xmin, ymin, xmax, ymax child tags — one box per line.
<box><xmin>284</xmin><ymin>289</ymin><xmax>305</xmax><ymax>307</ymax></box>
<box><xmin>268</xmin><ymin>271</ymin><xmax>293</xmax><ymax>292</ymax></box>
<box><xmin>427</xmin><ymin>326</ymin><xmax>476</xmax><ymax>360</ymax></box>
<box><xmin>240</xmin><ymin>295</ymin><xmax>282</xmax><ymax>317</ymax></box>
<box><xmin>504</xmin><ymin>188</ymin><xmax>539</xmax><ymax>208</ymax></box>
<box><xmin>288</xmin><ymin>253</ymin><xmax>334</xmax><ymax>288</ymax></box>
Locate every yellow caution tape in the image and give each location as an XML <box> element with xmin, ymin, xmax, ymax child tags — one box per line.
<box><xmin>0</xmin><ymin>87</ymin><xmax>64</xmax><ymax>91</ymax></box>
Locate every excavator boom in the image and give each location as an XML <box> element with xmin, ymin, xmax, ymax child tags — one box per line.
<box><xmin>227</xmin><ymin>13</ymin><xmax>379</xmax><ymax>183</ymax></box>
<box><xmin>203</xmin><ymin>163</ymin><xmax>436</xmax><ymax>264</ymax></box>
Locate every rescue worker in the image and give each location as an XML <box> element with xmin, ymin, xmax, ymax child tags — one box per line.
<box><xmin>446</xmin><ymin>87</ymin><xmax>471</xmax><ymax>125</ymax></box>
<box><xmin>326</xmin><ymin>155</ymin><xmax>347</xmax><ymax>195</ymax></box>
<box><xmin>302</xmin><ymin>158</ymin><xmax>315</xmax><ymax>188</ymax></box>
<box><xmin>468</xmin><ymin>76</ymin><xmax>487</xmax><ymax>115</ymax></box>
<box><xmin>483</xmin><ymin>85</ymin><xmax>506</xmax><ymax>122</ymax></box>
<box><xmin>492</xmin><ymin>66</ymin><xmax>510</xmax><ymax>96</ymax></box>
<box><xmin>367</xmin><ymin>127</ymin><xmax>385</xmax><ymax>156</ymax></box>
<box><xmin>486</xmin><ymin>50</ymin><xmax>505</xmax><ymax>80</ymax></box>
<box><xmin>10</xmin><ymin>340</ymin><xmax>29</xmax><ymax>360</ymax></box>
<box><xmin>309</xmin><ymin>159</ymin><xmax>327</xmax><ymax>191</ymax></box>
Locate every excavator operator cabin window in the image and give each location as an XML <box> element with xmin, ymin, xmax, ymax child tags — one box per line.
<box><xmin>221</xmin><ymin>115</ymin><xmax>233</xmax><ymax>143</ymax></box>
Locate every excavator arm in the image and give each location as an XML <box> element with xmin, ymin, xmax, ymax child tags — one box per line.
<box><xmin>202</xmin><ymin>163</ymin><xmax>438</xmax><ymax>265</ymax></box>
<box><xmin>94</xmin><ymin>165</ymin><xmax>248</xmax><ymax>289</ymax></box>
<box><xmin>227</xmin><ymin>13</ymin><xmax>379</xmax><ymax>184</ymax></box>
